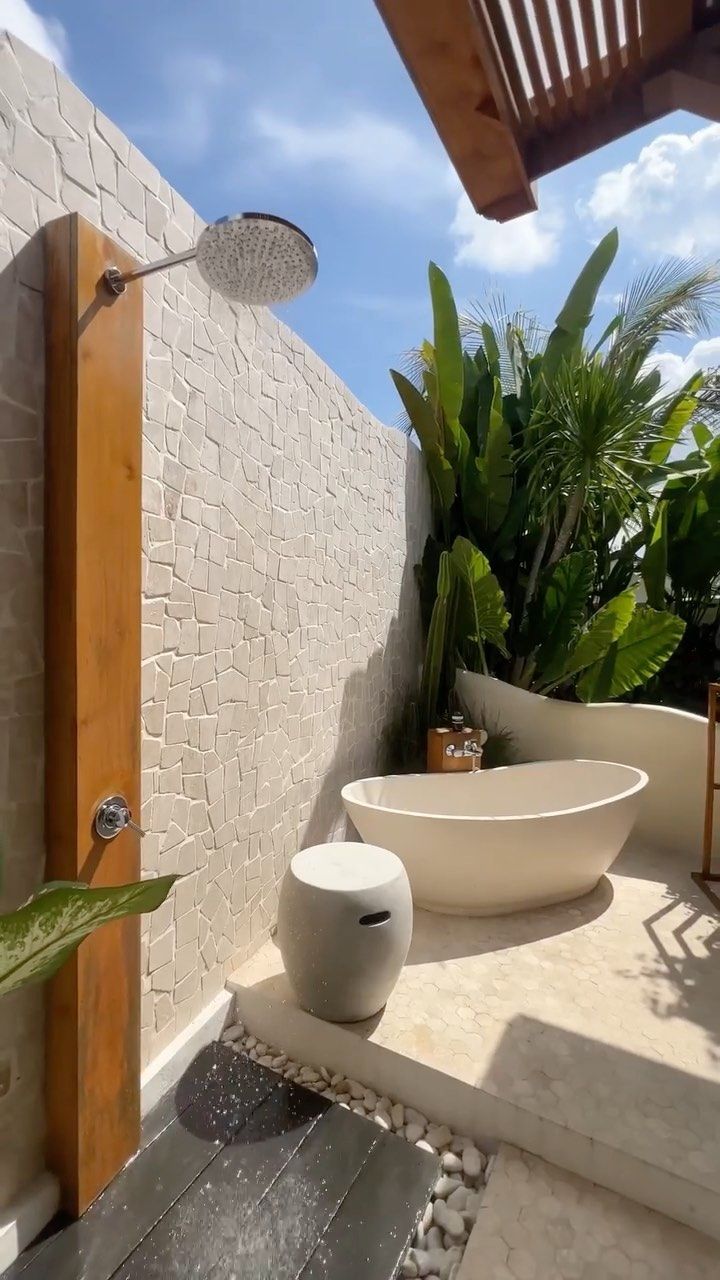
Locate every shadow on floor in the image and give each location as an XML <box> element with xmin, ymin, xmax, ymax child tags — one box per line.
<box><xmin>607</xmin><ymin>844</ymin><xmax>720</xmax><ymax>1055</ymax></box>
<box><xmin>635</xmin><ymin>891</ymin><xmax>720</xmax><ymax>1057</ymax></box>
<box><xmin>479</xmin><ymin>1013</ymin><xmax>720</xmax><ymax>1192</ymax></box>
<box><xmin>172</xmin><ymin>1041</ymin><xmax>329</xmax><ymax>1145</ymax></box>
<box><xmin>405</xmin><ymin>876</ymin><xmax>614</xmax><ymax>965</ymax></box>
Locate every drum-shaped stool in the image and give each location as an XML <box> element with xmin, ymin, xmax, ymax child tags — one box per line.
<box><xmin>277</xmin><ymin>842</ymin><xmax>413</xmax><ymax>1023</ymax></box>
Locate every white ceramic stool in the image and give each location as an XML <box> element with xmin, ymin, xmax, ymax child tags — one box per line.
<box><xmin>277</xmin><ymin>842</ymin><xmax>413</xmax><ymax>1023</ymax></box>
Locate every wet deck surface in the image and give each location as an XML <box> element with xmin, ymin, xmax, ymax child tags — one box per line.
<box><xmin>4</xmin><ymin>1042</ymin><xmax>437</xmax><ymax>1280</ymax></box>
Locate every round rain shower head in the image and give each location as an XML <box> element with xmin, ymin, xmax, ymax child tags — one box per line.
<box><xmin>195</xmin><ymin>213</ymin><xmax>318</xmax><ymax>305</ymax></box>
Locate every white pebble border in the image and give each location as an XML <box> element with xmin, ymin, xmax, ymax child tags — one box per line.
<box><xmin>221</xmin><ymin>1020</ymin><xmax>494</xmax><ymax>1280</ymax></box>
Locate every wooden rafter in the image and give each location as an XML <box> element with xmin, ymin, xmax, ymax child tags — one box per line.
<box><xmin>376</xmin><ymin>0</ymin><xmax>536</xmax><ymax>219</ymax></box>
<box><xmin>375</xmin><ymin>0</ymin><xmax>720</xmax><ymax>222</ymax></box>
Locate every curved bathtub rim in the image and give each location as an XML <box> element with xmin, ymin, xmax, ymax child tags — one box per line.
<box><xmin>341</xmin><ymin>759</ymin><xmax>649</xmax><ymax>825</ymax></box>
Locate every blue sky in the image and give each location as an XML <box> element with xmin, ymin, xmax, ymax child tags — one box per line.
<box><xmin>5</xmin><ymin>0</ymin><xmax>720</xmax><ymax>424</ymax></box>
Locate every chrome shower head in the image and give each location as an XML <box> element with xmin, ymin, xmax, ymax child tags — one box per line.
<box><xmin>103</xmin><ymin>212</ymin><xmax>318</xmax><ymax>304</ymax></box>
<box><xmin>195</xmin><ymin>213</ymin><xmax>318</xmax><ymax>304</ymax></box>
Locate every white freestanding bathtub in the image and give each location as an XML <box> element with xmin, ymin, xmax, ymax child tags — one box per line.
<box><xmin>341</xmin><ymin>761</ymin><xmax>648</xmax><ymax>916</ymax></box>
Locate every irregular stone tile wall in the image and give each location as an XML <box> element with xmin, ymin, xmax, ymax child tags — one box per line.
<box><xmin>139</xmin><ymin>292</ymin><xmax>428</xmax><ymax>1061</ymax></box>
<box><xmin>0</xmin><ymin>32</ymin><xmax>429</xmax><ymax>1206</ymax></box>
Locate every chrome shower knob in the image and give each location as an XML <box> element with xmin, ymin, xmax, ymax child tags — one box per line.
<box><xmin>94</xmin><ymin>794</ymin><xmax>146</xmax><ymax>840</ymax></box>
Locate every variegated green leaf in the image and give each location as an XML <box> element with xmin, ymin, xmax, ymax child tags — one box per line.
<box><xmin>0</xmin><ymin>876</ymin><xmax>177</xmax><ymax>997</ymax></box>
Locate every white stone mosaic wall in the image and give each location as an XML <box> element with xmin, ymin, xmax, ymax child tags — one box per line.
<box><xmin>138</xmin><ymin>281</ymin><xmax>427</xmax><ymax>1063</ymax></box>
<box><xmin>0</xmin><ymin>32</ymin><xmax>429</xmax><ymax>1206</ymax></box>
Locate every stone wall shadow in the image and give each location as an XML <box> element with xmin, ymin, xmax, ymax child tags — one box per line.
<box><xmin>300</xmin><ymin>436</ymin><xmax>428</xmax><ymax>850</ymax></box>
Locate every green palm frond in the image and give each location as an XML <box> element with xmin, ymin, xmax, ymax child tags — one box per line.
<box><xmin>608</xmin><ymin>259</ymin><xmax>720</xmax><ymax>364</ymax></box>
<box><xmin>460</xmin><ymin>291</ymin><xmax>545</xmax><ymax>391</ymax></box>
<box><xmin>524</xmin><ymin>355</ymin><xmax>667</xmax><ymax>521</ymax></box>
<box><xmin>696</xmin><ymin>365</ymin><xmax>720</xmax><ymax>432</ymax></box>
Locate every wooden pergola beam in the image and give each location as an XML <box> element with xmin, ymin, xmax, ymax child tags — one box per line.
<box><xmin>527</xmin><ymin>26</ymin><xmax>720</xmax><ymax>181</ymax></box>
<box><xmin>375</xmin><ymin>0</ymin><xmax>720</xmax><ymax>223</ymax></box>
<box><xmin>375</xmin><ymin>0</ymin><xmax>536</xmax><ymax>221</ymax></box>
<box><xmin>639</xmin><ymin>0</ymin><xmax>693</xmax><ymax>65</ymax></box>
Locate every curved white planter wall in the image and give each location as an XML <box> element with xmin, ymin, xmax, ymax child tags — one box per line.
<box><xmin>458</xmin><ymin>672</ymin><xmax>718</xmax><ymax>861</ymax></box>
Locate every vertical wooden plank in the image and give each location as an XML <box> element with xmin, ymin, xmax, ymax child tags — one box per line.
<box><xmin>532</xmin><ymin>0</ymin><xmax>572</xmax><ymax>121</ymax></box>
<box><xmin>622</xmin><ymin>0</ymin><xmax>642</xmax><ymax>72</ymax></box>
<box><xmin>639</xmin><ymin>0</ymin><xmax>693</xmax><ymax>65</ymax></box>
<box><xmin>555</xmin><ymin>0</ymin><xmax>588</xmax><ymax>111</ymax></box>
<box><xmin>702</xmin><ymin>683</ymin><xmax>718</xmax><ymax>877</ymax></box>
<box><xmin>43</xmin><ymin>213</ymin><xmax>143</xmax><ymax>1215</ymax></box>
<box><xmin>507</xmin><ymin>0</ymin><xmax>555</xmax><ymax>128</ymax></box>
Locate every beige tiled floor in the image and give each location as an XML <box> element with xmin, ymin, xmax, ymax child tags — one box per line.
<box><xmin>234</xmin><ymin>843</ymin><xmax>720</xmax><ymax>1207</ymax></box>
<box><xmin>461</xmin><ymin>1144</ymin><xmax>720</xmax><ymax>1279</ymax></box>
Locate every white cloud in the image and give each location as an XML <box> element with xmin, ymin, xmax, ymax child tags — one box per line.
<box><xmin>130</xmin><ymin>53</ymin><xmax>228</xmax><ymax>162</ymax></box>
<box><xmin>582</xmin><ymin>124</ymin><xmax>720</xmax><ymax>256</ymax></box>
<box><xmin>0</xmin><ymin>0</ymin><xmax>68</xmax><ymax>69</ymax></box>
<box><xmin>646</xmin><ymin>337</ymin><xmax>720</xmax><ymax>394</ymax></box>
<box><xmin>253</xmin><ymin>105</ymin><xmax>561</xmax><ymax>274</ymax></box>
<box><xmin>450</xmin><ymin>191</ymin><xmax>563</xmax><ymax>274</ymax></box>
<box><xmin>252</xmin><ymin>108</ymin><xmax>450</xmax><ymax>208</ymax></box>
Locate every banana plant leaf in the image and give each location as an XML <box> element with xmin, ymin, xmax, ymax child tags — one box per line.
<box><xmin>557</xmin><ymin>589</ymin><xmax>636</xmax><ymax>689</ymax></box>
<box><xmin>429</xmin><ymin>261</ymin><xmax>463</xmax><ymax>428</ymax></box>
<box><xmin>460</xmin><ymin>353</ymin><xmax>480</xmax><ymax>437</ymax></box>
<box><xmin>530</xmin><ymin>551</ymin><xmax>596</xmax><ymax>685</ymax></box>
<box><xmin>667</xmin><ymin>504</ymin><xmax>720</xmax><ymax>594</ymax></box>
<box><xmin>481</xmin><ymin>323</ymin><xmax>501</xmax><ymax>379</ymax></box>
<box><xmin>648</xmin><ymin>373</ymin><xmax>704</xmax><ymax>465</ymax></box>
<box><xmin>0</xmin><ymin>875</ymin><xmax>177</xmax><ymax>998</ymax></box>
<box><xmin>420</xmin><ymin>550</ymin><xmax>455</xmax><ymax>730</ymax></box>
<box><xmin>576</xmin><ymin>606</ymin><xmax>685</xmax><ymax>703</ymax></box>
<box><xmin>416</xmin><ymin>535</ymin><xmax>443</xmax><ymax>635</ymax></box>
<box><xmin>390</xmin><ymin>368</ymin><xmax>441</xmax><ymax>452</ymax></box>
<box><xmin>641</xmin><ymin>501</ymin><xmax>668</xmax><ymax>609</ymax></box>
<box><xmin>542</xmin><ymin>229</ymin><xmax>619</xmax><ymax>384</ymax></box>
<box><xmin>475</xmin><ymin>363</ymin><xmax>497</xmax><ymax>453</ymax></box>
<box><xmin>451</xmin><ymin>536</ymin><xmax>509</xmax><ymax>655</ymax></box>
<box><xmin>693</xmin><ymin>422</ymin><xmax>713</xmax><ymax>450</ymax></box>
<box><xmin>390</xmin><ymin>370</ymin><xmax>456</xmax><ymax>530</ymax></box>
<box><xmin>476</xmin><ymin>378</ymin><xmax>513</xmax><ymax>532</ymax></box>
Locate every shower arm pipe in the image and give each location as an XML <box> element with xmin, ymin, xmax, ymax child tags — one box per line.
<box><xmin>103</xmin><ymin>247</ymin><xmax>197</xmax><ymax>295</ymax></box>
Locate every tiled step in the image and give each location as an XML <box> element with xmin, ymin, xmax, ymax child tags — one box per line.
<box><xmin>2</xmin><ymin>1044</ymin><xmax>438</xmax><ymax>1280</ymax></box>
<box><xmin>459</xmin><ymin>1145</ymin><xmax>720</xmax><ymax>1280</ymax></box>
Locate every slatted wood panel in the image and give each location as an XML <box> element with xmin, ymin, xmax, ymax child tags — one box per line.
<box><xmin>533</xmin><ymin>0</ymin><xmax>571</xmax><ymax>121</ymax></box>
<box><xmin>510</xmin><ymin>0</ymin><xmax>555</xmax><ymax>127</ymax></box>
<box><xmin>478</xmin><ymin>0</ymin><xmax>538</xmax><ymax>131</ymax></box>
<box><xmin>623</xmin><ymin>0</ymin><xmax>642</xmax><ymax>71</ymax></box>
<box><xmin>375</xmin><ymin>0</ymin><xmax>714</xmax><ymax>220</ymax></box>
<box><xmin>43</xmin><ymin>213</ymin><xmax>143</xmax><ymax>1216</ymax></box>
<box><xmin>555</xmin><ymin>0</ymin><xmax>587</xmax><ymax>111</ymax></box>
<box><xmin>381</xmin><ymin>0</ymin><xmax>537</xmax><ymax>219</ymax></box>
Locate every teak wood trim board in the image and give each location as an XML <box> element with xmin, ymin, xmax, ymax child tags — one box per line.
<box><xmin>43</xmin><ymin>213</ymin><xmax>143</xmax><ymax>1215</ymax></box>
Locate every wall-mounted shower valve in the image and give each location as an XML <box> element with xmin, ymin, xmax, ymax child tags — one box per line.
<box><xmin>94</xmin><ymin>795</ymin><xmax>145</xmax><ymax>840</ymax></box>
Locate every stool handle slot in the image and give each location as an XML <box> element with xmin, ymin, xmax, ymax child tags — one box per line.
<box><xmin>358</xmin><ymin>910</ymin><xmax>391</xmax><ymax>927</ymax></box>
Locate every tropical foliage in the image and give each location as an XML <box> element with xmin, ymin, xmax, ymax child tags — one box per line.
<box><xmin>395</xmin><ymin>233</ymin><xmax>720</xmax><ymax>727</ymax></box>
<box><xmin>0</xmin><ymin>864</ymin><xmax>176</xmax><ymax>998</ymax></box>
